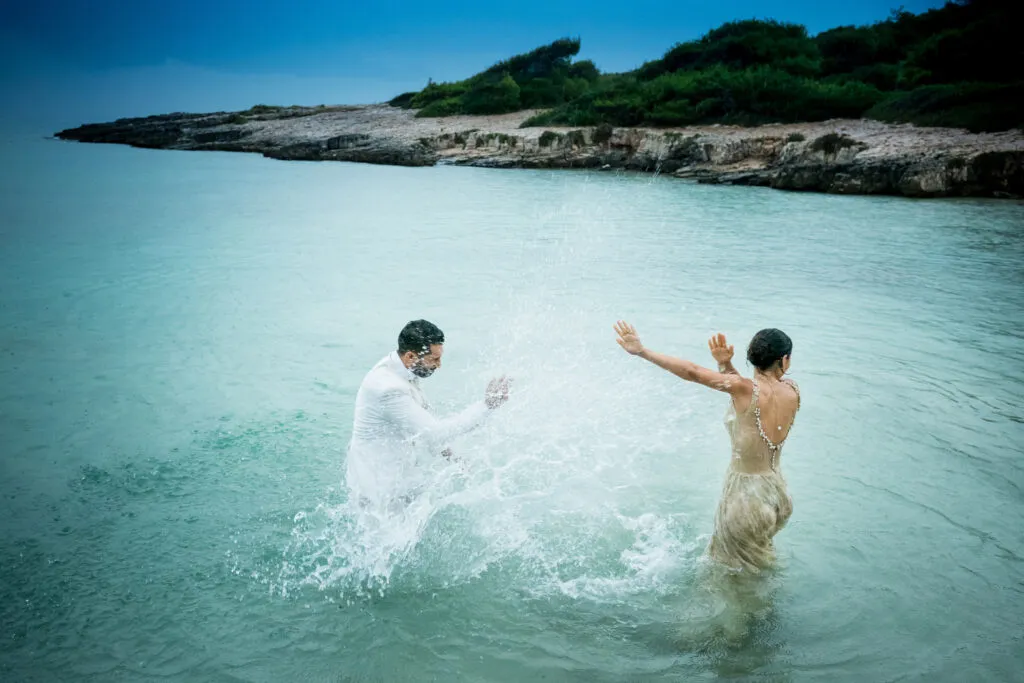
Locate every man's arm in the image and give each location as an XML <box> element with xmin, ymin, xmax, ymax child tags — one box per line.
<box><xmin>379</xmin><ymin>389</ymin><xmax>490</xmax><ymax>454</ymax></box>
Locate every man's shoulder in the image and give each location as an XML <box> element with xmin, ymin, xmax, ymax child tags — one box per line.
<box><xmin>360</xmin><ymin>358</ymin><xmax>410</xmax><ymax>395</ymax></box>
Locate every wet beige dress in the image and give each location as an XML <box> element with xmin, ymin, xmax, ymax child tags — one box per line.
<box><xmin>706</xmin><ymin>378</ymin><xmax>799</xmax><ymax>572</ymax></box>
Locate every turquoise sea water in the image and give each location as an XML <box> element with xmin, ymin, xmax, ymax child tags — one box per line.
<box><xmin>1</xmin><ymin>130</ymin><xmax>1023</xmax><ymax>682</ymax></box>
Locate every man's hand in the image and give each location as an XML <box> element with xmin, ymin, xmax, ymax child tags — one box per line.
<box><xmin>485</xmin><ymin>376</ymin><xmax>510</xmax><ymax>409</ymax></box>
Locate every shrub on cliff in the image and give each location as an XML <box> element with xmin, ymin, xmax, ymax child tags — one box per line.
<box><xmin>523</xmin><ymin>66</ymin><xmax>884</xmax><ymax>127</ymax></box>
<box><xmin>415</xmin><ymin>97</ymin><xmax>464</xmax><ymax>118</ymax></box>
<box><xmin>521</xmin><ymin>74</ymin><xmax>645</xmax><ymax>127</ymax></box>
<box><xmin>405</xmin><ymin>38</ymin><xmax>589</xmax><ymax>119</ymax></box>
<box><xmin>637</xmin><ymin>20</ymin><xmax>822</xmax><ymax>81</ymax></box>
<box><xmin>388</xmin><ymin>92</ymin><xmax>418</xmax><ymax>108</ymax></box>
<box><xmin>395</xmin><ymin>0</ymin><xmax>1021</xmax><ymax>132</ymax></box>
<box><xmin>462</xmin><ymin>74</ymin><xmax>522</xmax><ymax>115</ymax></box>
<box><xmin>593</xmin><ymin>123</ymin><xmax>614</xmax><ymax>144</ymax></box>
<box><xmin>538</xmin><ymin>131</ymin><xmax>561</xmax><ymax>147</ymax></box>
<box><xmin>815</xmin><ymin>0</ymin><xmax>1022</xmax><ymax>89</ymax></box>
<box><xmin>410</xmin><ymin>82</ymin><xmax>470</xmax><ymax>110</ymax></box>
<box><xmin>568</xmin><ymin>60</ymin><xmax>601</xmax><ymax>82</ymax></box>
<box><xmin>866</xmin><ymin>82</ymin><xmax>1024</xmax><ymax>132</ymax></box>
<box><xmin>900</xmin><ymin>19</ymin><xmax>1021</xmax><ymax>88</ymax></box>
<box><xmin>246</xmin><ymin>104</ymin><xmax>280</xmax><ymax>114</ymax></box>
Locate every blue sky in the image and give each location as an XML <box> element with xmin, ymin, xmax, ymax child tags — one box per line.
<box><xmin>1</xmin><ymin>0</ymin><xmax>944</xmax><ymax>129</ymax></box>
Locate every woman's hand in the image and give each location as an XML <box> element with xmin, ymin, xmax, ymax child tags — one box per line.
<box><xmin>614</xmin><ymin>321</ymin><xmax>645</xmax><ymax>356</ymax></box>
<box><xmin>708</xmin><ymin>333</ymin><xmax>734</xmax><ymax>364</ymax></box>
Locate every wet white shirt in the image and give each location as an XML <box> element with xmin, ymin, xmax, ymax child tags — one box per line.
<box><xmin>345</xmin><ymin>352</ymin><xmax>489</xmax><ymax>502</ymax></box>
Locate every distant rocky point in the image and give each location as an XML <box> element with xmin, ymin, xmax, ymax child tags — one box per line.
<box><xmin>55</xmin><ymin>104</ymin><xmax>1024</xmax><ymax>199</ymax></box>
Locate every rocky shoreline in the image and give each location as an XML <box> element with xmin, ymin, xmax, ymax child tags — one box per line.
<box><xmin>54</xmin><ymin>104</ymin><xmax>1024</xmax><ymax>198</ymax></box>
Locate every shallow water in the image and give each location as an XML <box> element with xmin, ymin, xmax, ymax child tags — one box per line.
<box><xmin>1</xmin><ymin>131</ymin><xmax>1023</xmax><ymax>682</ymax></box>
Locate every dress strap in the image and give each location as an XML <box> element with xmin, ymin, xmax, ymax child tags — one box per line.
<box><xmin>752</xmin><ymin>376</ymin><xmax>800</xmax><ymax>471</ymax></box>
<box><xmin>784</xmin><ymin>378</ymin><xmax>801</xmax><ymax>411</ymax></box>
<box><xmin>752</xmin><ymin>377</ymin><xmax>782</xmax><ymax>458</ymax></box>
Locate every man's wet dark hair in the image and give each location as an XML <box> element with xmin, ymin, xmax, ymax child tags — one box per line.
<box><xmin>747</xmin><ymin>328</ymin><xmax>793</xmax><ymax>371</ymax></box>
<box><xmin>397</xmin><ymin>319</ymin><xmax>445</xmax><ymax>355</ymax></box>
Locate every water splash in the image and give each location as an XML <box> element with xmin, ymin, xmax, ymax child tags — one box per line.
<box><xmin>271</xmin><ymin>296</ymin><xmax>714</xmax><ymax>606</ymax></box>
<box><xmin>270</xmin><ymin>191</ymin><xmax>741</xmax><ymax>615</ymax></box>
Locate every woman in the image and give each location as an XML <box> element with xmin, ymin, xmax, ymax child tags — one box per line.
<box><xmin>614</xmin><ymin>321</ymin><xmax>801</xmax><ymax>572</ymax></box>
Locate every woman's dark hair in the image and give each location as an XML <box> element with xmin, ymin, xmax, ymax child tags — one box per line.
<box><xmin>398</xmin><ymin>319</ymin><xmax>445</xmax><ymax>355</ymax></box>
<box><xmin>747</xmin><ymin>328</ymin><xmax>793</xmax><ymax>371</ymax></box>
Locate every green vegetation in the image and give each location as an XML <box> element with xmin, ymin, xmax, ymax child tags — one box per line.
<box><xmin>864</xmin><ymin>82</ymin><xmax>1024</xmax><ymax>132</ymax></box>
<box><xmin>538</xmin><ymin>131</ymin><xmax>562</xmax><ymax>147</ymax></box>
<box><xmin>388</xmin><ymin>92</ymin><xmax>418</xmax><ymax>108</ymax></box>
<box><xmin>245</xmin><ymin>104</ymin><xmax>281</xmax><ymax>115</ymax></box>
<box><xmin>593</xmin><ymin>123</ymin><xmax>614</xmax><ymax>144</ymax></box>
<box><xmin>390</xmin><ymin>0</ymin><xmax>1021</xmax><ymax>132</ymax></box>
<box><xmin>230</xmin><ymin>104</ymin><xmax>339</xmax><ymax>122</ymax></box>
<box><xmin>473</xmin><ymin>132</ymin><xmax>519</xmax><ymax>148</ymax></box>
<box><xmin>389</xmin><ymin>38</ymin><xmax>599</xmax><ymax>117</ymax></box>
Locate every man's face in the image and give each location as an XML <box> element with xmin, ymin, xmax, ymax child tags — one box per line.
<box><xmin>409</xmin><ymin>344</ymin><xmax>444</xmax><ymax>378</ymax></box>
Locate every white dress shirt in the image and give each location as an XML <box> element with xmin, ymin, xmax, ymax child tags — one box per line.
<box><xmin>345</xmin><ymin>352</ymin><xmax>489</xmax><ymax>503</ymax></box>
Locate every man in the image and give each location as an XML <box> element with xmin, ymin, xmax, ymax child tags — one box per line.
<box><xmin>345</xmin><ymin>319</ymin><xmax>510</xmax><ymax>507</ymax></box>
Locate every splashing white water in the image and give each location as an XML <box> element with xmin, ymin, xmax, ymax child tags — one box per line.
<box><xmin>274</xmin><ymin>299</ymin><xmax>722</xmax><ymax>603</ymax></box>
<box><xmin>274</xmin><ymin>196</ymin><xmax>733</xmax><ymax>604</ymax></box>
